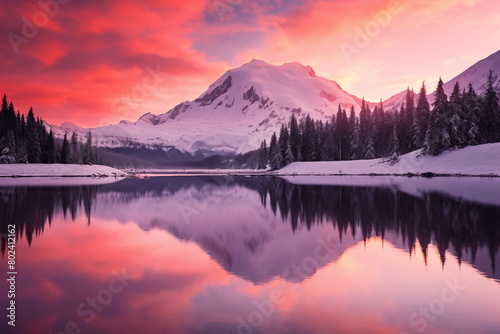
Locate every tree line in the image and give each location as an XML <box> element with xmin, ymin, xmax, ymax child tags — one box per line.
<box><xmin>0</xmin><ymin>94</ymin><xmax>97</xmax><ymax>164</ymax></box>
<box><xmin>259</xmin><ymin>72</ymin><xmax>500</xmax><ymax>170</ymax></box>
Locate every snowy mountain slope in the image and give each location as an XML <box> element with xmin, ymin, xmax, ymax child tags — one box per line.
<box><xmin>49</xmin><ymin>59</ymin><xmax>371</xmax><ymax>155</ymax></box>
<box><xmin>383</xmin><ymin>89</ymin><xmax>417</xmax><ymax>110</ymax></box>
<box><xmin>46</xmin><ymin>51</ymin><xmax>500</xmax><ymax>156</ymax></box>
<box><xmin>432</xmin><ymin>50</ymin><xmax>500</xmax><ymax>100</ymax></box>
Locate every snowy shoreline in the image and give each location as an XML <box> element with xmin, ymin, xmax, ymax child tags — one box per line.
<box><xmin>0</xmin><ymin>164</ymin><xmax>128</xmax><ymax>178</ymax></box>
<box><xmin>1</xmin><ymin>143</ymin><xmax>499</xmax><ymax>179</ymax></box>
<box><xmin>275</xmin><ymin>143</ymin><xmax>500</xmax><ymax>177</ymax></box>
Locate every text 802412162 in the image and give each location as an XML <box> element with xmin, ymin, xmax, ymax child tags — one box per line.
<box><xmin>6</xmin><ymin>224</ymin><xmax>16</xmax><ymax>327</ymax></box>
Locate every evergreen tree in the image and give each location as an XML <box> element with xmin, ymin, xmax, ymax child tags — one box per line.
<box><xmin>349</xmin><ymin>120</ymin><xmax>360</xmax><ymax>160</ymax></box>
<box><xmin>289</xmin><ymin>113</ymin><xmax>301</xmax><ymax>161</ymax></box>
<box><xmin>15</xmin><ymin>138</ymin><xmax>27</xmax><ymax>163</ymax></box>
<box><xmin>0</xmin><ymin>94</ymin><xmax>9</xmax><ymax>139</ymax></box>
<box><xmin>463</xmin><ymin>84</ymin><xmax>480</xmax><ymax>146</ymax></box>
<box><xmin>26</xmin><ymin>107</ymin><xmax>41</xmax><ymax>163</ymax></box>
<box><xmin>0</xmin><ymin>130</ymin><xmax>16</xmax><ymax>163</ymax></box>
<box><xmin>372</xmin><ymin>100</ymin><xmax>387</xmax><ymax>157</ymax></box>
<box><xmin>389</xmin><ymin>124</ymin><xmax>400</xmax><ymax>159</ymax></box>
<box><xmin>412</xmin><ymin>82</ymin><xmax>430</xmax><ymax>148</ymax></box>
<box><xmin>61</xmin><ymin>132</ymin><xmax>71</xmax><ymax>164</ymax></box>
<box><xmin>20</xmin><ymin>115</ymin><xmax>26</xmax><ymax>139</ymax></box>
<box><xmin>321</xmin><ymin>131</ymin><xmax>335</xmax><ymax>161</ymax></box>
<box><xmin>71</xmin><ymin>131</ymin><xmax>81</xmax><ymax>164</ymax></box>
<box><xmin>359</xmin><ymin>98</ymin><xmax>372</xmax><ymax>152</ymax></box>
<box><xmin>335</xmin><ymin>106</ymin><xmax>349</xmax><ymax>160</ymax></box>
<box><xmin>481</xmin><ymin>70</ymin><xmax>500</xmax><ymax>143</ymax></box>
<box><xmin>284</xmin><ymin>141</ymin><xmax>294</xmax><ymax>165</ymax></box>
<box><xmin>7</xmin><ymin>102</ymin><xmax>17</xmax><ymax>139</ymax></box>
<box><xmin>300</xmin><ymin>115</ymin><xmax>316</xmax><ymax>161</ymax></box>
<box><xmin>403</xmin><ymin>88</ymin><xmax>416</xmax><ymax>152</ymax></box>
<box><xmin>396</xmin><ymin>103</ymin><xmax>404</xmax><ymax>152</ymax></box>
<box><xmin>44</xmin><ymin>129</ymin><xmax>56</xmax><ymax>163</ymax></box>
<box><xmin>363</xmin><ymin>131</ymin><xmax>375</xmax><ymax>160</ymax></box>
<box><xmin>425</xmin><ymin>78</ymin><xmax>450</xmax><ymax>155</ymax></box>
<box><xmin>54</xmin><ymin>142</ymin><xmax>61</xmax><ymax>163</ymax></box>
<box><xmin>82</xmin><ymin>130</ymin><xmax>94</xmax><ymax>164</ymax></box>
<box><xmin>278</xmin><ymin>123</ymin><xmax>290</xmax><ymax>163</ymax></box>
<box><xmin>257</xmin><ymin>140</ymin><xmax>268</xmax><ymax>170</ymax></box>
<box><xmin>348</xmin><ymin>106</ymin><xmax>356</xmax><ymax>130</ymax></box>
<box><xmin>315</xmin><ymin>120</ymin><xmax>324</xmax><ymax>161</ymax></box>
<box><xmin>448</xmin><ymin>82</ymin><xmax>464</xmax><ymax>147</ymax></box>
<box><xmin>269</xmin><ymin>132</ymin><xmax>283</xmax><ymax>170</ymax></box>
<box><xmin>16</xmin><ymin>112</ymin><xmax>21</xmax><ymax>138</ymax></box>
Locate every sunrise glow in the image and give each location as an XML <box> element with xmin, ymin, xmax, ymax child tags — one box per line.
<box><xmin>1</xmin><ymin>0</ymin><xmax>499</xmax><ymax>127</ymax></box>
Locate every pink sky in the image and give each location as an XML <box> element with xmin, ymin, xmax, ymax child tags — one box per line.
<box><xmin>1</xmin><ymin>0</ymin><xmax>499</xmax><ymax>127</ymax></box>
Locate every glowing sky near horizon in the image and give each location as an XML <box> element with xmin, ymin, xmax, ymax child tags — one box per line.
<box><xmin>0</xmin><ymin>0</ymin><xmax>499</xmax><ymax>127</ymax></box>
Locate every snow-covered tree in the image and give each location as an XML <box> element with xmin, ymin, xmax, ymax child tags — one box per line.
<box><xmin>257</xmin><ymin>140</ymin><xmax>268</xmax><ymax>170</ymax></box>
<box><xmin>413</xmin><ymin>82</ymin><xmax>430</xmax><ymax>148</ymax></box>
<box><xmin>278</xmin><ymin>123</ymin><xmax>290</xmax><ymax>162</ymax></box>
<box><xmin>349</xmin><ymin>121</ymin><xmax>360</xmax><ymax>160</ymax></box>
<box><xmin>388</xmin><ymin>124</ymin><xmax>400</xmax><ymax>158</ymax></box>
<box><xmin>15</xmin><ymin>138</ymin><xmax>27</xmax><ymax>163</ymax></box>
<box><xmin>0</xmin><ymin>130</ymin><xmax>16</xmax><ymax>163</ymax></box>
<box><xmin>448</xmin><ymin>82</ymin><xmax>464</xmax><ymax>148</ymax></box>
<box><xmin>284</xmin><ymin>141</ymin><xmax>294</xmax><ymax>165</ymax></box>
<box><xmin>269</xmin><ymin>132</ymin><xmax>283</xmax><ymax>170</ymax></box>
<box><xmin>363</xmin><ymin>131</ymin><xmax>375</xmax><ymax>160</ymax></box>
<box><xmin>481</xmin><ymin>70</ymin><xmax>500</xmax><ymax>143</ymax></box>
<box><xmin>424</xmin><ymin>78</ymin><xmax>450</xmax><ymax>155</ymax></box>
<box><xmin>463</xmin><ymin>84</ymin><xmax>480</xmax><ymax>146</ymax></box>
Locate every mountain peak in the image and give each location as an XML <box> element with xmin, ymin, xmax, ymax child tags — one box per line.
<box><xmin>136</xmin><ymin>112</ymin><xmax>160</xmax><ymax>125</ymax></box>
<box><xmin>60</xmin><ymin>122</ymin><xmax>81</xmax><ymax>130</ymax></box>
<box><xmin>245</xmin><ymin>59</ymin><xmax>268</xmax><ymax>66</ymax></box>
<box><xmin>240</xmin><ymin>59</ymin><xmax>316</xmax><ymax>77</ymax></box>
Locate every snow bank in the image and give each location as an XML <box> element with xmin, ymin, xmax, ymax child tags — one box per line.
<box><xmin>0</xmin><ymin>164</ymin><xmax>127</xmax><ymax>177</ymax></box>
<box><xmin>278</xmin><ymin>143</ymin><xmax>500</xmax><ymax>176</ymax></box>
<box><xmin>0</xmin><ymin>177</ymin><xmax>126</xmax><ymax>187</ymax></box>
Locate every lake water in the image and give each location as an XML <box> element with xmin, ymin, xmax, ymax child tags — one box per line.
<box><xmin>1</xmin><ymin>175</ymin><xmax>500</xmax><ymax>334</ymax></box>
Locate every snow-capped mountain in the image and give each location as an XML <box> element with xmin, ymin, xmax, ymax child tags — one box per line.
<box><xmin>49</xmin><ymin>59</ymin><xmax>371</xmax><ymax>155</ymax></box>
<box><xmin>439</xmin><ymin>49</ymin><xmax>500</xmax><ymax>97</ymax></box>
<box><xmin>47</xmin><ymin>50</ymin><xmax>500</xmax><ymax>156</ymax></box>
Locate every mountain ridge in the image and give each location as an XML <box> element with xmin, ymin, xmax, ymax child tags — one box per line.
<box><xmin>47</xmin><ymin>50</ymin><xmax>500</xmax><ymax>156</ymax></box>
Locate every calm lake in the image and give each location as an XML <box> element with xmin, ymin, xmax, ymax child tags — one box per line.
<box><xmin>1</xmin><ymin>175</ymin><xmax>500</xmax><ymax>334</ymax></box>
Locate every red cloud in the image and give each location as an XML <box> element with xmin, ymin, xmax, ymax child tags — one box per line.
<box><xmin>0</xmin><ymin>0</ymin><xmax>227</xmax><ymax>127</ymax></box>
